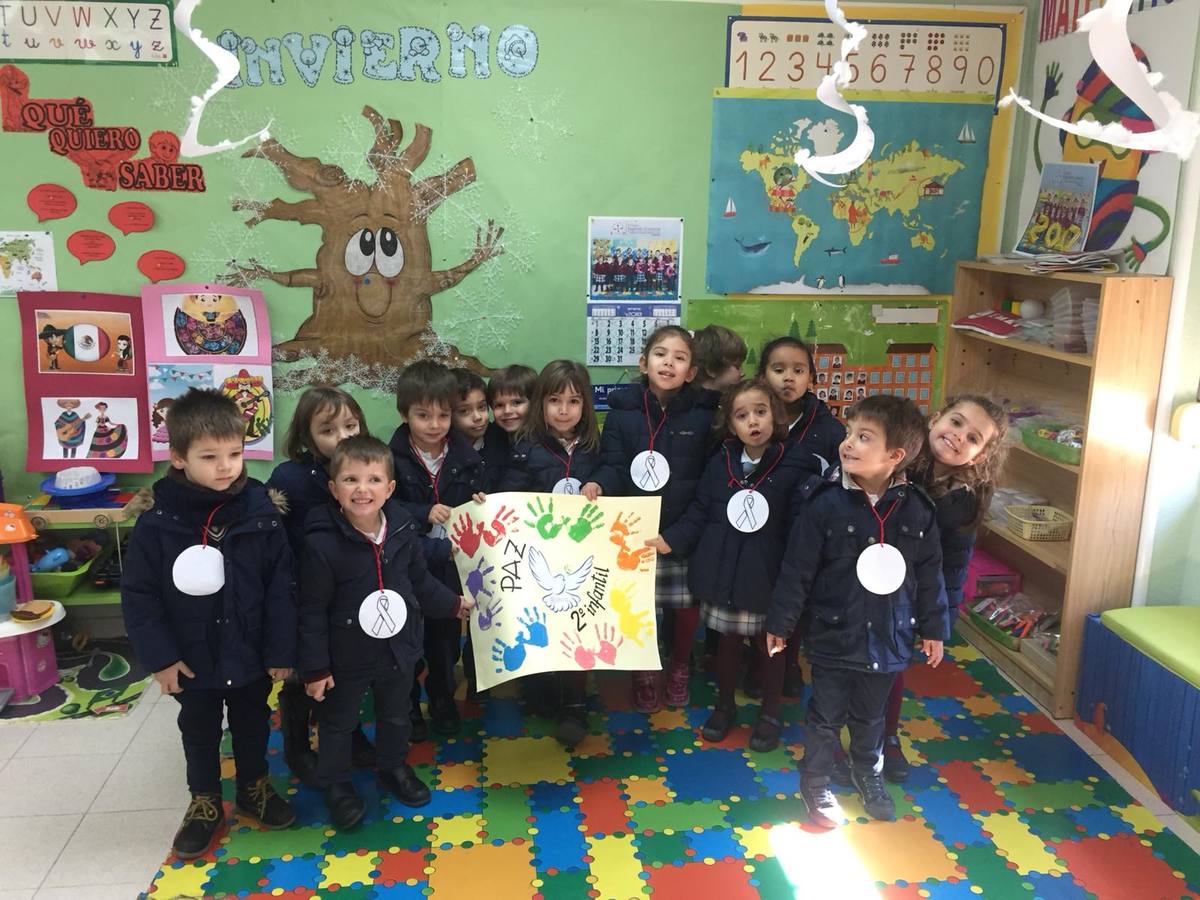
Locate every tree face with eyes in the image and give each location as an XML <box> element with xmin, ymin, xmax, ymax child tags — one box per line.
<box><xmin>228</xmin><ymin>105</ymin><xmax>504</xmax><ymax>374</ymax></box>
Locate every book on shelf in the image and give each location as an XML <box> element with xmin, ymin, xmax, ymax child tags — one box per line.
<box><xmin>951</xmin><ymin>309</ymin><xmax>1021</xmax><ymax>338</ymax></box>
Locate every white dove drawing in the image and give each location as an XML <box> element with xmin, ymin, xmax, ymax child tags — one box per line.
<box><xmin>527</xmin><ymin>546</ymin><xmax>594</xmax><ymax>613</ymax></box>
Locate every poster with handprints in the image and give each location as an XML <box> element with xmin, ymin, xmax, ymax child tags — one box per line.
<box><xmin>450</xmin><ymin>492</ymin><xmax>662</xmax><ymax>690</ymax></box>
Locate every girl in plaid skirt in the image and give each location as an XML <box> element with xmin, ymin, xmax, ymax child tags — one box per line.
<box><xmin>645</xmin><ymin>379</ymin><xmax>809</xmax><ymax>752</ymax></box>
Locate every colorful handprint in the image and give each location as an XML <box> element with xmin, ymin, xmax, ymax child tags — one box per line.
<box><xmin>476</xmin><ymin>598</ymin><xmax>503</xmax><ymax>631</ymax></box>
<box><xmin>517</xmin><ymin>607</ymin><xmax>549</xmax><ymax>648</ymax></box>
<box><xmin>450</xmin><ymin>514</ymin><xmax>486</xmax><ymax>557</ymax></box>
<box><xmin>609</xmin><ymin>512</ymin><xmax>642</xmax><ymax>546</ymax></box>
<box><xmin>610</xmin><ymin>581</ymin><xmax>651</xmax><ymax>647</ymax></box>
<box><xmin>608</xmin><ymin>513</ymin><xmax>654</xmax><ymax>571</ymax></box>
<box><xmin>560</xmin><ymin>632</ymin><xmax>597</xmax><ymax>669</ymax></box>
<box><xmin>491</xmin><ymin>636</ymin><xmax>527</xmax><ymax>673</ymax></box>
<box><xmin>465</xmin><ymin>559</ymin><xmax>495</xmax><ymax>603</ymax></box>
<box><xmin>568</xmin><ymin>503</ymin><xmax>604</xmax><ymax>543</ymax></box>
<box><xmin>482</xmin><ymin>505</ymin><xmax>518</xmax><ymax>546</ymax></box>
<box><xmin>595</xmin><ymin>622</ymin><xmax>624</xmax><ymax>665</ymax></box>
<box><xmin>525</xmin><ymin>497</ymin><xmax>570</xmax><ymax>540</ymax></box>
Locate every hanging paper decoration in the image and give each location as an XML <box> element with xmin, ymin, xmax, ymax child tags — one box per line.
<box><xmin>26</xmin><ymin>184</ymin><xmax>77</xmax><ymax>222</ymax></box>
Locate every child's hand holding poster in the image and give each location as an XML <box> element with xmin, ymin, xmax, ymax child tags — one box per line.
<box><xmin>449</xmin><ymin>492</ymin><xmax>661</xmax><ymax>690</ymax></box>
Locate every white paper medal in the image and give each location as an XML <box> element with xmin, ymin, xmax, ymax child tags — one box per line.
<box><xmin>856</xmin><ymin>543</ymin><xmax>907</xmax><ymax>594</ymax></box>
<box><xmin>359</xmin><ymin>588</ymin><xmax>407</xmax><ymax>638</ymax></box>
<box><xmin>172</xmin><ymin>545</ymin><xmax>225</xmax><ymax>596</ymax></box>
<box><xmin>727</xmin><ymin>489</ymin><xmax>770</xmax><ymax>533</ymax></box>
<box><xmin>630</xmin><ymin>450</ymin><xmax>671</xmax><ymax>490</ymax></box>
<box><xmin>553</xmin><ymin>477</ymin><xmax>582</xmax><ymax>495</ymax></box>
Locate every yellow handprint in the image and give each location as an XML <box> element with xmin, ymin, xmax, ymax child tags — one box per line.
<box><xmin>609</xmin><ymin>580</ymin><xmax>651</xmax><ymax>647</ymax></box>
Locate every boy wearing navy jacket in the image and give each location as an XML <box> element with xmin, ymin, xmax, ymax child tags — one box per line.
<box><xmin>300</xmin><ymin>436</ymin><xmax>471</xmax><ymax>830</ymax></box>
<box><xmin>766</xmin><ymin>395</ymin><xmax>948</xmax><ymax>828</ymax></box>
<box><xmin>122</xmin><ymin>389</ymin><xmax>297</xmax><ymax>860</ymax></box>
<box><xmin>389</xmin><ymin>361</ymin><xmax>487</xmax><ymax>737</ymax></box>
<box><xmin>452</xmin><ymin>368</ymin><xmax>512</xmax><ymax>493</ymax></box>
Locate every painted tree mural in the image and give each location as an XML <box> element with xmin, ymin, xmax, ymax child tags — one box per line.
<box><xmin>229</xmin><ymin>105</ymin><xmax>503</xmax><ymax>373</ymax></box>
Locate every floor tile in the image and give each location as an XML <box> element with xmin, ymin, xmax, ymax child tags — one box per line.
<box><xmin>0</xmin><ymin>753</ymin><xmax>120</xmax><ymax>817</ymax></box>
<box><xmin>0</xmin><ymin>723</ymin><xmax>37</xmax><ymax>763</ymax></box>
<box><xmin>0</xmin><ymin>891</ymin><xmax>37</xmax><ymax>900</ymax></box>
<box><xmin>34</xmin><ymin>884</ymin><xmax>152</xmax><ymax>899</ymax></box>
<box><xmin>91</xmin><ymin>750</ymin><xmax>189</xmax><ymax>813</ymax></box>
<box><xmin>1161</xmin><ymin>815</ymin><xmax>1200</xmax><ymax>855</ymax></box>
<box><xmin>16</xmin><ymin>701</ymin><xmax>153</xmax><ymax>758</ymax></box>
<box><xmin>128</xmin><ymin>701</ymin><xmax>180</xmax><ymax>754</ymax></box>
<box><xmin>0</xmin><ymin>815</ymin><xmax>81</xmax><ymax>890</ymax></box>
<box><xmin>42</xmin><ymin>809</ymin><xmax>181</xmax><ymax>888</ymax></box>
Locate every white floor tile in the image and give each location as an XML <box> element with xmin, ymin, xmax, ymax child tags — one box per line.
<box><xmin>0</xmin><ymin>753</ymin><xmax>120</xmax><ymax>817</ymax></box>
<box><xmin>16</xmin><ymin>701</ymin><xmax>153</xmax><ymax>759</ymax></box>
<box><xmin>42</xmin><ymin>809</ymin><xmax>180</xmax><ymax>888</ymax></box>
<box><xmin>91</xmin><ymin>750</ymin><xmax>189</xmax><ymax>813</ymax></box>
<box><xmin>0</xmin><ymin>890</ymin><xmax>37</xmax><ymax>899</ymax></box>
<box><xmin>0</xmin><ymin>723</ymin><xmax>37</xmax><ymax>763</ymax></box>
<box><xmin>35</xmin><ymin>884</ymin><xmax>151</xmax><ymax>899</ymax></box>
<box><xmin>0</xmin><ymin>815</ymin><xmax>81</xmax><ymax>890</ymax></box>
<box><xmin>137</xmin><ymin>681</ymin><xmax>161</xmax><ymax>705</ymax></box>
<box><xmin>127</xmin><ymin>702</ymin><xmax>180</xmax><ymax>755</ymax></box>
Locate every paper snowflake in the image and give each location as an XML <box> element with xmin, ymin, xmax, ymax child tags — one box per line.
<box><xmin>437</xmin><ymin>289</ymin><xmax>523</xmax><ymax>355</ymax></box>
<box><xmin>465</xmin><ymin>204</ymin><xmax>537</xmax><ymax>274</ymax></box>
<box><xmin>274</xmin><ymin>348</ymin><xmax>408</xmax><ymax>397</ymax></box>
<box><xmin>491</xmin><ymin>85</ymin><xmax>572</xmax><ymax>163</ymax></box>
<box><xmin>188</xmin><ymin>222</ymin><xmax>275</xmax><ymax>288</ymax></box>
<box><xmin>319</xmin><ymin>114</ymin><xmax>375</xmax><ymax>189</ymax></box>
<box><xmin>148</xmin><ymin>64</ymin><xmax>210</xmax><ymax>133</ymax></box>
<box><xmin>413</xmin><ymin>152</ymin><xmax>489</xmax><ymax>243</ymax></box>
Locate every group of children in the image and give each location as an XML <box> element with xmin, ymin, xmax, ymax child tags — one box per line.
<box><xmin>121</xmin><ymin>321</ymin><xmax>1008</xmax><ymax>859</ymax></box>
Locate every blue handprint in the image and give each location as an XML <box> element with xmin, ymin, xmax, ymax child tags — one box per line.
<box><xmin>491</xmin><ymin>636</ymin><xmax>528</xmax><ymax>674</ymax></box>
<box><xmin>518</xmin><ymin>607</ymin><xmax>549</xmax><ymax>648</ymax></box>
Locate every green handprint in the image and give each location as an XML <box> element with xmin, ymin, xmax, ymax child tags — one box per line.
<box><xmin>567</xmin><ymin>503</ymin><xmax>604</xmax><ymax>543</ymax></box>
<box><xmin>524</xmin><ymin>497</ymin><xmax>570</xmax><ymax>540</ymax></box>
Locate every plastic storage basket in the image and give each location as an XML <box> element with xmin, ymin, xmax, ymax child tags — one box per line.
<box><xmin>1004</xmin><ymin>505</ymin><xmax>1073</xmax><ymax>541</ymax></box>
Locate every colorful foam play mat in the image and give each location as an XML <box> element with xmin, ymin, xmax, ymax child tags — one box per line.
<box><xmin>146</xmin><ymin>641</ymin><xmax>1199</xmax><ymax>899</ymax></box>
<box><xmin>0</xmin><ymin>637</ymin><xmax>152</xmax><ymax>722</ymax></box>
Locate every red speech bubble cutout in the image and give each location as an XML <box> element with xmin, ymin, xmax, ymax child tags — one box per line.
<box><xmin>26</xmin><ymin>183</ymin><xmax>77</xmax><ymax>222</ymax></box>
<box><xmin>108</xmin><ymin>201</ymin><xmax>155</xmax><ymax>235</ymax></box>
<box><xmin>137</xmin><ymin>249</ymin><xmax>185</xmax><ymax>283</ymax></box>
<box><xmin>66</xmin><ymin>229</ymin><xmax>116</xmax><ymax>265</ymax></box>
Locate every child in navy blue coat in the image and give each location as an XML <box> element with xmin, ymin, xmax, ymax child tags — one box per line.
<box><xmin>122</xmin><ymin>389</ymin><xmax>297</xmax><ymax>860</ymax></box>
<box><xmin>500</xmin><ymin>359</ymin><xmax>605</xmax><ymax>747</ymax></box>
<box><xmin>766</xmin><ymin>395</ymin><xmax>948</xmax><ymax>828</ymax></box>
<box><xmin>599</xmin><ymin>325</ymin><xmax>719</xmax><ymax>712</ymax></box>
<box><xmin>646</xmin><ymin>379</ymin><xmax>806</xmax><ymax>752</ymax></box>
<box><xmin>299</xmin><ymin>436</ymin><xmax>472</xmax><ymax>830</ymax></box>
<box><xmin>267</xmin><ymin>385</ymin><xmax>370</xmax><ymax>783</ymax></box>
<box><xmin>452</xmin><ymin>368</ymin><xmax>511</xmax><ymax>494</ymax></box>
<box><xmin>759</xmin><ymin>336</ymin><xmax>846</xmax><ymax>697</ymax></box>
<box><xmin>389</xmin><ymin>361</ymin><xmax>487</xmax><ymax>738</ymax></box>
<box><xmin>879</xmin><ymin>394</ymin><xmax>1008</xmax><ymax>783</ymax></box>
<box><xmin>693</xmin><ymin>324</ymin><xmax>747</xmax><ymax>393</ymax></box>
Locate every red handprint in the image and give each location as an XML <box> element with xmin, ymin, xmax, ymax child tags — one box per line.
<box><xmin>450</xmin><ymin>515</ymin><xmax>485</xmax><ymax>558</ymax></box>
<box><xmin>560</xmin><ymin>632</ymin><xmax>596</xmax><ymax>669</ymax></box>
<box><xmin>595</xmin><ymin>623</ymin><xmax>623</xmax><ymax>665</ymax></box>
<box><xmin>482</xmin><ymin>505</ymin><xmax>518</xmax><ymax>547</ymax></box>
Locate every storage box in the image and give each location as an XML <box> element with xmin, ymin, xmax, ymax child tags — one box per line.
<box><xmin>964</xmin><ymin>548</ymin><xmax>1022</xmax><ymax>602</ymax></box>
<box><xmin>967</xmin><ymin>607</ymin><xmax>1022</xmax><ymax>650</ymax></box>
<box><xmin>30</xmin><ymin>553</ymin><xmax>97</xmax><ymax>599</ymax></box>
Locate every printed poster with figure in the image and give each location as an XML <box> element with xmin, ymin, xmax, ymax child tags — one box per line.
<box><xmin>449</xmin><ymin>493</ymin><xmax>662</xmax><ymax>690</ymax></box>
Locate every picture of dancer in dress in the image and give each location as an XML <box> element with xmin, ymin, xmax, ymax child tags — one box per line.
<box><xmin>87</xmin><ymin>401</ymin><xmax>129</xmax><ymax>459</ymax></box>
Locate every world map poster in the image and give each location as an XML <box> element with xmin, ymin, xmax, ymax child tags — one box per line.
<box><xmin>706</xmin><ymin>89</ymin><xmax>995</xmax><ymax>296</ymax></box>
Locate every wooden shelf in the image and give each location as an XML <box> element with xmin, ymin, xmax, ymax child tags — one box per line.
<box><xmin>982</xmin><ymin>519</ymin><xmax>1071</xmax><ymax>574</ymax></box>
<box><xmin>956</xmin><ymin>615</ymin><xmax>1054</xmax><ymax>711</ymax></box>
<box><xmin>1008</xmin><ymin>441</ymin><xmax>1081</xmax><ymax>476</ymax></box>
<box><xmin>955</xmin><ymin>329</ymin><xmax>1093</xmax><ymax>367</ymax></box>
<box><xmin>959</xmin><ymin>260</ymin><xmax>1122</xmax><ymax>285</ymax></box>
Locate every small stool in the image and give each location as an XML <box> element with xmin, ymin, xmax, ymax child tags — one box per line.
<box><xmin>0</xmin><ymin>601</ymin><xmax>65</xmax><ymax>702</ymax></box>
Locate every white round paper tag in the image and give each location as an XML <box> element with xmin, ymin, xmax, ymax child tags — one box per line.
<box><xmin>630</xmin><ymin>450</ymin><xmax>671</xmax><ymax>490</ymax></box>
<box><xmin>856</xmin><ymin>543</ymin><xmax>907</xmax><ymax>595</ymax></box>
<box><xmin>359</xmin><ymin>589</ymin><xmax>408</xmax><ymax>638</ymax></box>
<box><xmin>727</xmin><ymin>489</ymin><xmax>770</xmax><ymax>533</ymax></box>
<box><xmin>172</xmin><ymin>545</ymin><xmax>226</xmax><ymax>596</ymax></box>
<box><xmin>553</xmin><ymin>477</ymin><xmax>583</xmax><ymax>495</ymax></box>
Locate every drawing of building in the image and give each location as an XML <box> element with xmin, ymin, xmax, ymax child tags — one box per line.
<box><xmin>812</xmin><ymin>341</ymin><xmax>937</xmax><ymax>419</ymax></box>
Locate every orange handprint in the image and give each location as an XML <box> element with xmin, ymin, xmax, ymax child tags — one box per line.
<box><xmin>608</xmin><ymin>512</ymin><xmax>642</xmax><ymax>547</ymax></box>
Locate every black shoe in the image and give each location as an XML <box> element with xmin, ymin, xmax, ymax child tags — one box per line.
<box><xmin>882</xmin><ymin>736</ymin><xmax>910</xmax><ymax>784</ymax></box>
<box><xmin>325</xmin><ymin>782</ymin><xmax>365</xmax><ymax>830</ymax></box>
<box><xmin>851</xmin><ymin>768</ymin><xmax>896</xmax><ymax>821</ymax></box>
<box><xmin>782</xmin><ymin>667</ymin><xmax>805</xmax><ymax>699</ymax></box>
<box><xmin>748</xmin><ymin>713</ymin><xmax>782</xmax><ymax>753</ymax></box>
<box><xmin>429</xmin><ymin>697</ymin><xmax>460</xmax><ymax>736</ymax></box>
<box><xmin>379</xmin><ymin>764</ymin><xmax>431</xmax><ymax>807</ymax></box>
<box><xmin>831</xmin><ymin>751</ymin><xmax>853</xmax><ymax>786</ymax></box>
<box><xmin>351</xmin><ymin>725</ymin><xmax>377</xmax><ymax>769</ymax></box>
<box><xmin>173</xmin><ymin>793</ymin><xmax>223</xmax><ymax>859</ymax></box>
<box><xmin>409</xmin><ymin>707</ymin><xmax>429</xmax><ymax>743</ymax></box>
<box><xmin>701</xmin><ymin>706</ymin><xmax>737</xmax><ymax>743</ymax></box>
<box><xmin>235</xmin><ymin>775</ymin><xmax>296</xmax><ymax>830</ymax></box>
<box><xmin>800</xmin><ymin>782</ymin><xmax>844</xmax><ymax>829</ymax></box>
<box><xmin>555</xmin><ymin>705</ymin><xmax>589</xmax><ymax>748</ymax></box>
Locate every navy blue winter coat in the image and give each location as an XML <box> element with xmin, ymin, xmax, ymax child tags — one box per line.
<box><xmin>389</xmin><ymin>425</ymin><xmax>487</xmax><ymax>589</ymax></box>
<box><xmin>476</xmin><ymin>421</ymin><xmax>514</xmax><ymax>493</ymax></box>
<box><xmin>297</xmin><ymin>499</ymin><xmax>460</xmax><ymax>680</ymax></box>
<box><xmin>924</xmin><ymin>482</ymin><xmax>980</xmax><ymax>610</ymax></box>
<box><xmin>765</xmin><ymin>472</ymin><xmax>949</xmax><ymax>674</ymax></box>
<box><xmin>499</xmin><ymin>436</ymin><xmax>606</xmax><ymax>493</ymax></box>
<box><xmin>266</xmin><ymin>452</ymin><xmax>333</xmax><ymax>555</ymax></box>
<box><xmin>662</xmin><ymin>440</ymin><xmax>809</xmax><ymax>614</ymax></box>
<box><xmin>122</xmin><ymin>473</ymin><xmax>296</xmax><ymax>690</ymax></box>
<box><xmin>789</xmin><ymin>392</ymin><xmax>846</xmax><ymax>479</ymax></box>
<box><xmin>598</xmin><ymin>384</ymin><xmax>719</xmax><ymax>530</ymax></box>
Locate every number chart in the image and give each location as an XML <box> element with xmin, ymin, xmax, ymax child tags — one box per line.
<box><xmin>726</xmin><ymin>17</ymin><xmax>1005</xmax><ymax>103</ymax></box>
<box><xmin>586</xmin><ymin>304</ymin><xmax>680</xmax><ymax>368</ymax></box>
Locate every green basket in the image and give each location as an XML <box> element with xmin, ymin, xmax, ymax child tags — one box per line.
<box><xmin>1021</xmin><ymin>423</ymin><xmax>1083</xmax><ymax>466</ymax></box>
<box><xmin>967</xmin><ymin>607</ymin><xmax>1022</xmax><ymax>650</ymax></box>
<box><xmin>30</xmin><ymin>552</ymin><xmax>97</xmax><ymax>599</ymax></box>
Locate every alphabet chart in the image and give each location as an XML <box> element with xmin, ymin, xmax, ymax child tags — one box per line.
<box><xmin>726</xmin><ymin>16</ymin><xmax>1006</xmax><ymax>103</ymax></box>
<box><xmin>0</xmin><ymin>1</ymin><xmax>176</xmax><ymax>65</ymax></box>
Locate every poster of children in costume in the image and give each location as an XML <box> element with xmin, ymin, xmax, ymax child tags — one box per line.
<box><xmin>33</xmin><ymin>308</ymin><xmax>135</xmax><ymax>376</ymax></box>
<box><xmin>451</xmin><ymin>493</ymin><xmax>662</xmax><ymax>690</ymax></box>
<box><xmin>39</xmin><ymin>396</ymin><xmax>140</xmax><ymax>463</ymax></box>
<box><xmin>147</xmin><ymin>362</ymin><xmax>275</xmax><ymax>460</ymax></box>
<box><xmin>140</xmin><ymin>283</ymin><xmax>272</xmax><ymax>363</ymax></box>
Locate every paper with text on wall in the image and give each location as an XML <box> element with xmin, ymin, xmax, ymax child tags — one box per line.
<box><xmin>449</xmin><ymin>492</ymin><xmax>661</xmax><ymax>690</ymax></box>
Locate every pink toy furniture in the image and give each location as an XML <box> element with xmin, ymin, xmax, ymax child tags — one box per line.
<box><xmin>0</xmin><ymin>503</ymin><xmax>63</xmax><ymax>702</ymax></box>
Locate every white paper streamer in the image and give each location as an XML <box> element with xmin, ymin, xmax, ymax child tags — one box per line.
<box><xmin>793</xmin><ymin>0</ymin><xmax>875</xmax><ymax>188</ymax></box>
<box><xmin>999</xmin><ymin>0</ymin><xmax>1199</xmax><ymax>160</ymax></box>
<box><xmin>174</xmin><ymin>0</ymin><xmax>271</xmax><ymax>159</ymax></box>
